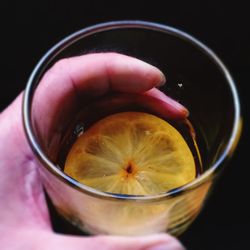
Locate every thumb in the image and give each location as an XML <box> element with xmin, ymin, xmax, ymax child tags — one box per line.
<box><xmin>47</xmin><ymin>232</ymin><xmax>185</xmax><ymax>250</ymax></box>
<box><xmin>5</xmin><ymin>229</ymin><xmax>185</xmax><ymax>250</ymax></box>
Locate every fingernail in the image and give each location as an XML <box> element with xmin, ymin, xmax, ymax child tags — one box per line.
<box><xmin>167</xmin><ymin>96</ymin><xmax>190</xmax><ymax>118</ymax></box>
<box><xmin>183</xmin><ymin>108</ymin><xmax>190</xmax><ymax>117</ymax></box>
<box><xmin>157</xmin><ymin>72</ymin><xmax>166</xmax><ymax>86</ymax></box>
<box><xmin>180</xmin><ymin>104</ymin><xmax>189</xmax><ymax>117</ymax></box>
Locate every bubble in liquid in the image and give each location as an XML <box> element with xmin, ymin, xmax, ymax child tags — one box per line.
<box><xmin>74</xmin><ymin>123</ymin><xmax>85</xmax><ymax>137</ymax></box>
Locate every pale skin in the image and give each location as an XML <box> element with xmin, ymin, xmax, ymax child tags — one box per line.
<box><xmin>0</xmin><ymin>53</ymin><xmax>187</xmax><ymax>250</ymax></box>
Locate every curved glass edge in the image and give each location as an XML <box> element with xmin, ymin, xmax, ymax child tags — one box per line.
<box><xmin>22</xmin><ymin>20</ymin><xmax>242</xmax><ymax>202</ymax></box>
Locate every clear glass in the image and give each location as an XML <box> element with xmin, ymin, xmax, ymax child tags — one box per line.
<box><xmin>22</xmin><ymin>20</ymin><xmax>242</xmax><ymax>236</ymax></box>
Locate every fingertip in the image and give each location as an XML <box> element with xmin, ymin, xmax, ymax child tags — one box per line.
<box><xmin>105</xmin><ymin>53</ymin><xmax>167</xmax><ymax>93</ymax></box>
<box><xmin>139</xmin><ymin>62</ymin><xmax>166</xmax><ymax>89</ymax></box>
<box><xmin>173</xmin><ymin>100</ymin><xmax>190</xmax><ymax>118</ymax></box>
<box><xmin>160</xmin><ymin>98</ymin><xmax>190</xmax><ymax>120</ymax></box>
<box><xmin>142</xmin><ymin>88</ymin><xmax>189</xmax><ymax>120</ymax></box>
<box><xmin>155</xmin><ymin>69</ymin><xmax>166</xmax><ymax>87</ymax></box>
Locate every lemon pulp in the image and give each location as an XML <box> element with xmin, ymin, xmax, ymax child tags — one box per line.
<box><xmin>64</xmin><ymin>112</ymin><xmax>196</xmax><ymax>195</ymax></box>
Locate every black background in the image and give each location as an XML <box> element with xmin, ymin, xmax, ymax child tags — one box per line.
<box><xmin>4</xmin><ymin>1</ymin><xmax>249</xmax><ymax>249</ymax></box>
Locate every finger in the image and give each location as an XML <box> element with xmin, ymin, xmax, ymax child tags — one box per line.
<box><xmin>86</xmin><ymin>89</ymin><xmax>188</xmax><ymax>120</ymax></box>
<box><xmin>34</xmin><ymin>52</ymin><xmax>165</xmax><ymax>115</ymax></box>
<box><xmin>64</xmin><ymin>52</ymin><xmax>166</xmax><ymax>95</ymax></box>
<box><xmin>54</xmin><ymin>234</ymin><xmax>185</xmax><ymax>250</ymax></box>
<box><xmin>3</xmin><ymin>229</ymin><xmax>185</xmax><ymax>250</ymax></box>
<box><xmin>140</xmin><ymin>88</ymin><xmax>189</xmax><ymax>119</ymax></box>
<box><xmin>32</xmin><ymin>53</ymin><xmax>166</xmax><ymax>147</ymax></box>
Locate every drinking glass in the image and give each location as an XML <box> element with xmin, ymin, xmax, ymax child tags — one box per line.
<box><xmin>23</xmin><ymin>20</ymin><xmax>242</xmax><ymax>236</ymax></box>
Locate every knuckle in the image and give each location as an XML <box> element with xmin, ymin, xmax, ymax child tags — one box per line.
<box><xmin>51</xmin><ymin>58</ymin><xmax>69</xmax><ymax>73</ymax></box>
<box><xmin>42</xmin><ymin>58</ymin><xmax>70</xmax><ymax>81</ymax></box>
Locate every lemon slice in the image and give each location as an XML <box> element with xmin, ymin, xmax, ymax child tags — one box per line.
<box><xmin>64</xmin><ymin>112</ymin><xmax>196</xmax><ymax>195</ymax></box>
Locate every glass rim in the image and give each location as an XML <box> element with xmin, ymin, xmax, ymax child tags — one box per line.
<box><xmin>22</xmin><ymin>20</ymin><xmax>242</xmax><ymax>202</ymax></box>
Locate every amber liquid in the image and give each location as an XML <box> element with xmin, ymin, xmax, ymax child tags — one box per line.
<box><xmin>52</xmin><ymin>97</ymin><xmax>209</xmax><ymax>236</ymax></box>
<box><xmin>57</xmin><ymin>100</ymin><xmax>204</xmax><ymax>185</ymax></box>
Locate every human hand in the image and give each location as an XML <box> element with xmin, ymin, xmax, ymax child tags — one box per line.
<box><xmin>0</xmin><ymin>53</ymin><xmax>187</xmax><ymax>250</ymax></box>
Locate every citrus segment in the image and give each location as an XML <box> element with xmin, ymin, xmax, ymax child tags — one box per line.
<box><xmin>64</xmin><ymin>112</ymin><xmax>196</xmax><ymax>195</ymax></box>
